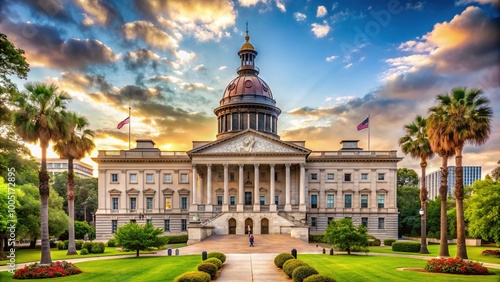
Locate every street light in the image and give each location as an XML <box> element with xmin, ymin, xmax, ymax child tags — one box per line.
<box><xmin>419</xmin><ymin>208</ymin><xmax>424</xmax><ymax>216</ymax></box>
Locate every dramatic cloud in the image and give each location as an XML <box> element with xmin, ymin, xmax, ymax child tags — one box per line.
<box><xmin>74</xmin><ymin>0</ymin><xmax>122</xmax><ymax>25</ymax></box>
<box><xmin>123</xmin><ymin>21</ymin><xmax>179</xmax><ymax>52</ymax></box>
<box><xmin>276</xmin><ymin>0</ymin><xmax>286</xmax><ymax>12</ymax></box>
<box><xmin>179</xmin><ymin>82</ymin><xmax>214</xmax><ymax>92</ymax></box>
<box><xmin>3</xmin><ymin>0</ymin><xmax>74</xmax><ymax>23</ymax></box>
<box><xmin>311</xmin><ymin>21</ymin><xmax>331</xmax><ymax>38</ymax></box>
<box><xmin>293</xmin><ymin>12</ymin><xmax>307</xmax><ymax>22</ymax></box>
<box><xmin>123</xmin><ymin>48</ymin><xmax>161</xmax><ymax>70</ymax></box>
<box><xmin>316</xmin><ymin>5</ymin><xmax>327</xmax><ymax>18</ymax></box>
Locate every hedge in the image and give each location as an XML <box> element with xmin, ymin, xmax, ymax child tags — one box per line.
<box><xmin>204</xmin><ymin>257</ymin><xmax>222</xmax><ymax>270</ymax></box>
<box><xmin>173</xmin><ymin>271</ymin><xmax>211</xmax><ymax>282</ymax></box>
<box><xmin>107</xmin><ymin>238</ymin><xmax>117</xmax><ymax>247</ymax></box>
<box><xmin>197</xmin><ymin>262</ymin><xmax>217</xmax><ymax>279</ymax></box>
<box><xmin>166</xmin><ymin>234</ymin><xmax>189</xmax><ymax>244</ymax></box>
<box><xmin>292</xmin><ymin>265</ymin><xmax>319</xmax><ymax>282</ymax></box>
<box><xmin>283</xmin><ymin>259</ymin><xmax>308</xmax><ymax>278</ymax></box>
<box><xmin>309</xmin><ymin>234</ymin><xmax>324</xmax><ymax>243</ymax></box>
<box><xmin>383</xmin><ymin>239</ymin><xmax>396</xmax><ymax>246</ymax></box>
<box><xmin>75</xmin><ymin>240</ymin><xmax>84</xmax><ymax>250</ymax></box>
<box><xmin>303</xmin><ymin>274</ymin><xmax>336</xmax><ymax>282</ymax></box>
<box><xmin>207</xmin><ymin>252</ymin><xmax>226</xmax><ymax>263</ymax></box>
<box><xmin>392</xmin><ymin>242</ymin><xmax>421</xmax><ymax>252</ymax></box>
<box><xmin>274</xmin><ymin>253</ymin><xmax>295</xmax><ymax>268</ymax></box>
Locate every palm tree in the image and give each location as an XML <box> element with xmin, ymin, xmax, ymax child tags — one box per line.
<box><xmin>12</xmin><ymin>82</ymin><xmax>72</xmax><ymax>264</ymax></box>
<box><xmin>428</xmin><ymin>87</ymin><xmax>492</xmax><ymax>259</ymax></box>
<box><xmin>399</xmin><ymin>115</ymin><xmax>434</xmax><ymax>254</ymax></box>
<box><xmin>53</xmin><ymin>113</ymin><xmax>95</xmax><ymax>255</ymax></box>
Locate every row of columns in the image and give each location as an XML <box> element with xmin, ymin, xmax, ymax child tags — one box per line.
<box><xmin>191</xmin><ymin>163</ymin><xmax>306</xmax><ymax>212</ymax></box>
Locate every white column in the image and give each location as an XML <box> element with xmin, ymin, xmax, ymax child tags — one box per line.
<box><xmin>299</xmin><ymin>163</ymin><xmax>306</xmax><ymax>211</ymax></box>
<box><xmin>270</xmin><ymin>164</ymin><xmax>276</xmax><ymax>211</ymax></box>
<box><xmin>238</xmin><ymin>164</ymin><xmax>244</xmax><ymax>211</ymax></box>
<box><xmin>223</xmin><ymin>164</ymin><xmax>229</xmax><ymax>212</ymax></box>
<box><xmin>190</xmin><ymin>165</ymin><xmax>197</xmax><ymax>211</ymax></box>
<box><xmin>206</xmin><ymin>164</ymin><xmax>213</xmax><ymax>211</ymax></box>
<box><xmin>285</xmin><ymin>163</ymin><xmax>291</xmax><ymax>211</ymax></box>
<box><xmin>253</xmin><ymin>164</ymin><xmax>260</xmax><ymax>211</ymax></box>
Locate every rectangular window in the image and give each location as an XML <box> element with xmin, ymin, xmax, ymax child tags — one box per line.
<box><xmin>327</xmin><ymin>173</ymin><xmax>334</xmax><ymax>180</ymax></box>
<box><xmin>181</xmin><ymin>219</ymin><xmax>187</xmax><ymax>231</ymax></box>
<box><xmin>180</xmin><ymin>173</ymin><xmax>189</xmax><ymax>183</ymax></box>
<box><xmin>163</xmin><ymin>173</ymin><xmax>172</xmax><ymax>183</ymax></box>
<box><xmin>232</xmin><ymin>113</ymin><xmax>239</xmax><ymax>131</ymax></box>
<box><xmin>361</xmin><ymin>217</ymin><xmax>368</xmax><ymax>227</ymax></box>
<box><xmin>265</xmin><ymin>114</ymin><xmax>271</xmax><ymax>131</ymax></box>
<box><xmin>258</xmin><ymin>113</ymin><xmax>264</xmax><ymax>131</ymax></box>
<box><xmin>130</xmin><ymin>197</ymin><xmax>136</xmax><ymax>210</ymax></box>
<box><xmin>310</xmin><ymin>173</ymin><xmax>318</xmax><ymax>181</ymax></box>
<box><xmin>229</xmin><ymin>172</ymin><xmax>235</xmax><ymax>182</ymax></box>
<box><xmin>217</xmin><ymin>196</ymin><xmax>223</xmax><ymax>205</ymax></box>
<box><xmin>378</xmin><ymin>173</ymin><xmax>385</xmax><ymax>181</ymax></box>
<box><xmin>344</xmin><ymin>173</ymin><xmax>351</xmax><ymax>182</ymax></box>
<box><xmin>327</xmin><ymin>194</ymin><xmax>334</xmax><ymax>208</ymax></box>
<box><xmin>311</xmin><ymin>195</ymin><xmax>318</xmax><ymax>208</ymax></box>
<box><xmin>311</xmin><ymin>217</ymin><xmax>317</xmax><ymax>227</ymax></box>
<box><xmin>275</xmin><ymin>196</ymin><xmax>279</xmax><ymax>205</ymax></box>
<box><xmin>112</xmin><ymin>220</ymin><xmax>117</xmax><ymax>233</ymax></box>
<box><xmin>111</xmin><ymin>173</ymin><xmax>118</xmax><ymax>183</ymax></box>
<box><xmin>361</xmin><ymin>194</ymin><xmax>368</xmax><ymax>208</ymax></box>
<box><xmin>146</xmin><ymin>219</ymin><xmax>152</xmax><ymax>225</ymax></box>
<box><xmin>230</xmin><ymin>196</ymin><xmax>235</xmax><ymax>205</ymax></box>
<box><xmin>112</xmin><ymin>197</ymin><xmax>118</xmax><ymax>210</ymax></box>
<box><xmin>164</xmin><ymin>219</ymin><xmax>170</xmax><ymax>231</ymax></box>
<box><xmin>275</xmin><ymin>172</ymin><xmax>279</xmax><ymax>181</ymax></box>
<box><xmin>181</xmin><ymin>197</ymin><xmax>188</xmax><ymax>210</ymax></box>
<box><xmin>361</xmin><ymin>173</ymin><xmax>368</xmax><ymax>180</ymax></box>
<box><xmin>378</xmin><ymin>218</ymin><xmax>385</xmax><ymax>229</ymax></box>
<box><xmin>129</xmin><ymin>173</ymin><xmax>137</xmax><ymax>183</ymax></box>
<box><xmin>249</xmin><ymin>112</ymin><xmax>256</xmax><ymax>129</ymax></box>
<box><xmin>260</xmin><ymin>196</ymin><xmax>265</xmax><ymax>205</ymax></box>
<box><xmin>146</xmin><ymin>197</ymin><xmax>153</xmax><ymax>210</ymax></box>
<box><xmin>146</xmin><ymin>173</ymin><xmax>154</xmax><ymax>183</ymax></box>
<box><xmin>344</xmin><ymin>194</ymin><xmax>352</xmax><ymax>208</ymax></box>
<box><xmin>378</xmin><ymin>194</ymin><xmax>385</xmax><ymax>208</ymax></box>
<box><xmin>165</xmin><ymin>197</ymin><xmax>172</xmax><ymax>210</ymax></box>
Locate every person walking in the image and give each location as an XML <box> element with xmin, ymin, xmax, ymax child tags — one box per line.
<box><xmin>249</xmin><ymin>234</ymin><xmax>255</xmax><ymax>247</ymax></box>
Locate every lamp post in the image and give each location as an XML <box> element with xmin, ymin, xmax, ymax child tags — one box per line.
<box><xmin>419</xmin><ymin>206</ymin><xmax>430</xmax><ymax>254</ymax></box>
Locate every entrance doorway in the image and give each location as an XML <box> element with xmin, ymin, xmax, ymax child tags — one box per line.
<box><xmin>261</xmin><ymin>218</ymin><xmax>269</xmax><ymax>234</ymax></box>
<box><xmin>228</xmin><ymin>218</ymin><xmax>236</xmax><ymax>234</ymax></box>
<box><xmin>245</xmin><ymin>218</ymin><xmax>253</xmax><ymax>235</ymax></box>
<box><xmin>245</xmin><ymin>192</ymin><xmax>252</xmax><ymax>205</ymax></box>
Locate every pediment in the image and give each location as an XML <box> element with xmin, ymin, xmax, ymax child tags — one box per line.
<box><xmin>126</xmin><ymin>188</ymin><xmax>140</xmax><ymax>195</ymax></box>
<box><xmin>162</xmin><ymin>188</ymin><xmax>174</xmax><ymax>195</ymax></box>
<box><xmin>108</xmin><ymin>189</ymin><xmax>121</xmax><ymax>195</ymax></box>
<box><xmin>360</xmin><ymin>188</ymin><xmax>372</xmax><ymax>194</ymax></box>
<box><xmin>178</xmin><ymin>188</ymin><xmax>190</xmax><ymax>195</ymax></box>
<box><xmin>144</xmin><ymin>188</ymin><xmax>156</xmax><ymax>195</ymax></box>
<box><xmin>188</xmin><ymin>130</ymin><xmax>311</xmax><ymax>155</ymax></box>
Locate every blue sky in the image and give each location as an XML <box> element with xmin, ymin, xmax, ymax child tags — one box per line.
<box><xmin>1</xmin><ymin>0</ymin><xmax>499</xmax><ymax>176</ymax></box>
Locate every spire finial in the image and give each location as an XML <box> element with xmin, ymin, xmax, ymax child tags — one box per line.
<box><xmin>245</xmin><ymin>22</ymin><xmax>249</xmax><ymax>42</ymax></box>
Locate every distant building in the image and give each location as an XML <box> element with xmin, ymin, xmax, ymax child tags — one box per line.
<box><xmin>39</xmin><ymin>158</ymin><xmax>94</xmax><ymax>178</ymax></box>
<box><xmin>422</xmin><ymin>166</ymin><xmax>482</xmax><ymax>200</ymax></box>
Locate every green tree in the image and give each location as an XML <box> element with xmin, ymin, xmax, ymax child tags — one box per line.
<box><xmin>490</xmin><ymin>160</ymin><xmax>500</xmax><ymax>181</ymax></box>
<box><xmin>399</xmin><ymin>115</ymin><xmax>434</xmax><ymax>254</ymax></box>
<box><xmin>397</xmin><ymin>186</ymin><xmax>420</xmax><ymax>237</ymax></box>
<box><xmin>465</xmin><ymin>178</ymin><xmax>500</xmax><ymax>246</ymax></box>
<box><xmin>323</xmin><ymin>218</ymin><xmax>368</xmax><ymax>254</ymax></box>
<box><xmin>0</xmin><ymin>177</ymin><xmax>19</xmax><ymax>258</ymax></box>
<box><xmin>11</xmin><ymin>82</ymin><xmax>72</xmax><ymax>263</ymax></box>
<box><xmin>114</xmin><ymin>222</ymin><xmax>168</xmax><ymax>257</ymax></box>
<box><xmin>425</xmin><ymin>198</ymin><xmax>441</xmax><ymax>239</ymax></box>
<box><xmin>52</xmin><ymin>173</ymin><xmax>98</xmax><ymax>222</ymax></box>
<box><xmin>53</xmin><ymin>113</ymin><xmax>95</xmax><ymax>255</ymax></box>
<box><xmin>74</xmin><ymin>221</ymin><xmax>94</xmax><ymax>239</ymax></box>
<box><xmin>428</xmin><ymin>87</ymin><xmax>493</xmax><ymax>259</ymax></box>
<box><xmin>397</xmin><ymin>168</ymin><xmax>419</xmax><ymax>188</ymax></box>
<box><xmin>0</xmin><ymin>33</ymin><xmax>29</xmax><ymax>93</ymax></box>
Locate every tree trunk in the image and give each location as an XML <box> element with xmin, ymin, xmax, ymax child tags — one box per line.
<box><xmin>455</xmin><ymin>149</ymin><xmax>468</xmax><ymax>259</ymax></box>
<box><xmin>136</xmin><ymin>249</ymin><xmax>140</xmax><ymax>257</ymax></box>
<box><xmin>419</xmin><ymin>161</ymin><xmax>430</xmax><ymax>254</ymax></box>
<box><xmin>0</xmin><ymin>232</ymin><xmax>5</xmax><ymax>259</ymax></box>
<box><xmin>438</xmin><ymin>157</ymin><xmax>450</xmax><ymax>257</ymax></box>
<box><xmin>39</xmin><ymin>140</ymin><xmax>52</xmax><ymax>264</ymax></box>
<box><xmin>66</xmin><ymin>157</ymin><xmax>77</xmax><ymax>255</ymax></box>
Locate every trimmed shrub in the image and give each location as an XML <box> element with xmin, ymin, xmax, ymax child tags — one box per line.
<box><xmin>283</xmin><ymin>259</ymin><xmax>308</xmax><ymax>278</ymax></box>
<box><xmin>80</xmin><ymin>248</ymin><xmax>89</xmax><ymax>255</ymax></box>
<box><xmin>75</xmin><ymin>240</ymin><xmax>84</xmax><ymax>250</ymax></box>
<box><xmin>309</xmin><ymin>234</ymin><xmax>324</xmax><ymax>243</ymax></box>
<box><xmin>207</xmin><ymin>252</ymin><xmax>226</xmax><ymax>263</ymax></box>
<box><xmin>63</xmin><ymin>240</ymin><xmax>69</xmax><ymax>250</ymax></box>
<box><xmin>173</xmin><ymin>271</ymin><xmax>211</xmax><ymax>282</ymax></box>
<box><xmin>166</xmin><ymin>234</ymin><xmax>188</xmax><ymax>244</ymax></box>
<box><xmin>274</xmin><ymin>253</ymin><xmax>295</xmax><ymax>268</ymax></box>
<box><xmin>83</xmin><ymin>242</ymin><xmax>93</xmax><ymax>253</ymax></box>
<box><xmin>204</xmin><ymin>257</ymin><xmax>222</xmax><ymax>270</ymax></box>
<box><xmin>369</xmin><ymin>238</ymin><xmax>381</xmax><ymax>246</ymax></box>
<box><xmin>392</xmin><ymin>242</ymin><xmax>420</xmax><ymax>252</ymax></box>
<box><xmin>292</xmin><ymin>265</ymin><xmax>319</xmax><ymax>282</ymax></box>
<box><xmin>197</xmin><ymin>262</ymin><xmax>217</xmax><ymax>279</ymax></box>
<box><xmin>481</xmin><ymin>250</ymin><xmax>500</xmax><ymax>257</ymax></box>
<box><xmin>107</xmin><ymin>238</ymin><xmax>117</xmax><ymax>247</ymax></box>
<box><xmin>91</xmin><ymin>242</ymin><xmax>105</xmax><ymax>253</ymax></box>
<box><xmin>57</xmin><ymin>241</ymin><xmax>65</xmax><ymax>250</ymax></box>
<box><xmin>425</xmin><ymin>257</ymin><xmax>492</xmax><ymax>275</ymax></box>
<box><xmin>303</xmin><ymin>274</ymin><xmax>336</xmax><ymax>282</ymax></box>
<box><xmin>383</xmin><ymin>239</ymin><xmax>396</xmax><ymax>246</ymax></box>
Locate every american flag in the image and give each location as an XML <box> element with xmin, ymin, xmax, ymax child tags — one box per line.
<box><xmin>357</xmin><ymin>117</ymin><xmax>369</xmax><ymax>131</ymax></box>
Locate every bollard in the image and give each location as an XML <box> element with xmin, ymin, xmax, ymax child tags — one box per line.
<box><xmin>291</xmin><ymin>248</ymin><xmax>297</xmax><ymax>259</ymax></box>
<box><xmin>168</xmin><ymin>248</ymin><xmax>172</xmax><ymax>256</ymax></box>
<box><xmin>330</xmin><ymin>248</ymin><xmax>334</xmax><ymax>255</ymax></box>
<box><xmin>202</xmin><ymin>251</ymin><xmax>207</xmax><ymax>261</ymax></box>
<box><xmin>175</xmin><ymin>249</ymin><xmax>179</xmax><ymax>256</ymax></box>
<box><xmin>322</xmin><ymin>248</ymin><xmax>325</xmax><ymax>254</ymax></box>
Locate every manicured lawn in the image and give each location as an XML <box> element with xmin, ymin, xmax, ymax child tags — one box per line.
<box><xmin>299</xmin><ymin>254</ymin><xmax>500</xmax><ymax>282</ymax></box>
<box><xmin>369</xmin><ymin>244</ymin><xmax>500</xmax><ymax>264</ymax></box>
<box><xmin>0</xmin><ymin>255</ymin><xmax>201</xmax><ymax>281</ymax></box>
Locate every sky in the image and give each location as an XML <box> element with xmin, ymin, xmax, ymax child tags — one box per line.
<box><xmin>1</xmin><ymin>0</ymin><xmax>499</xmax><ymax>178</ymax></box>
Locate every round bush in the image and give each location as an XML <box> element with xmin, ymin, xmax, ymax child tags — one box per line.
<box><xmin>303</xmin><ymin>274</ymin><xmax>336</xmax><ymax>282</ymax></box>
<box><xmin>80</xmin><ymin>248</ymin><xmax>89</xmax><ymax>255</ymax></box>
<box><xmin>392</xmin><ymin>242</ymin><xmax>420</xmax><ymax>252</ymax></box>
<box><xmin>57</xmin><ymin>241</ymin><xmax>65</xmax><ymax>250</ymax></box>
<box><xmin>75</xmin><ymin>240</ymin><xmax>84</xmax><ymax>250</ymax></box>
<box><xmin>91</xmin><ymin>242</ymin><xmax>106</xmax><ymax>253</ymax></box>
<box><xmin>383</xmin><ymin>239</ymin><xmax>396</xmax><ymax>246</ymax></box>
<box><xmin>283</xmin><ymin>259</ymin><xmax>309</xmax><ymax>278</ymax></box>
<box><xmin>107</xmin><ymin>238</ymin><xmax>117</xmax><ymax>247</ymax></box>
<box><xmin>204</xmin><ymin>257</ymin><xmax>222</xmax><ymax>270</ymax></box>
<box><xmin>274</xmin><ymin>253</ymin><xmax>295</xmax><ymax>268</ymax></box>
<box><xmin>197</xmin><ymin>262</ymin><xmax>218</xmax><ymax>279</ymax></box>
<box><xmin>292</xmin><ymin>266</ymin><xmax>319</xmax><ymax>282</ymax></box>
<box><xmin>83</xmin><ymin>242</ymin><xmax>93</xmax><ymax>253</ymax></box>
<box><xmin>173</xmin><ymin>271</ymin><xmax>210</xmax><ymax>282</ymax></box>
<box><xmin>207</xmin><ymin>251</ymin><xmax>226</xmax><ymax>263</ymax></box>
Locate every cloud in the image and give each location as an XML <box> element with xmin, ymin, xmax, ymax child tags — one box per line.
<box><xmin>123</xmin><ymin>21</ymin><xmax>178</xmax><ymax>52</ymax></box>
<box><xmin>2</xmin><ymin>0</ymin><xmax>74</xmax><ymax>23</ymax></box>
<box><xmin>325</xmin><ymin>55</ymin><xmax>338</xmax><ymax>62</ymax></box>
<box><xmin>74</xmin><ymin>0</ymin><xmax>122</xmax><ymax>25</ymax></box>
<box><xmin>405</xmin><ymin>1</ymin><xmax>424</xmax><ymax>10</ymax></box>
<box><xmin>218</xmin><ymin>66</ymin><xmax>227</xmax><ymax>71</ymax></box>
<box><xmin>147</xmin><ymin>75</ymin><xmax>181</xmax><ymax>84</ymax></box>
<box><xmin>344</xmin><ymin>63</ymin><xmax>353</xmax><ymax>69</ymax></box>
<box><xmin>311</xmin><ymin>20</ymin><xmax>331</xmax><ymax>38</ymax></box>
<box><xmin>455</xmin><ymin>0</ymin><xmax>498</xmax><ymax>5</ymax></box>
<box><xmin>123</xmin><ymin>48</ymin><xmax>161</xmax><ymax>70</ymax></box>
<box><xmin>294</xmin><ymin>12</ymin><xmax>307</xmax><ymax>22</ymax></box>
<box><xmin>179</xmin><ymin>82</ymin><xmax>214</xmax><ymax>92</ymax></box>
<box><xmin>317</xmin><ymin>5</ymin><xmax>327</xmax><ymax>18</ymax></box>
<box><xmin>275</xmin><ymin>0</ymin><xmax>286</xmax><ymax>12</ymax></box>
<box><xmin>193</xmin><ymin>64</ymin><xmax>207</xmax><ymax>72</ymax></box>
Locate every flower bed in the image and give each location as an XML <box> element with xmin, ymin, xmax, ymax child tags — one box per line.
<box><xmin>14</xmin><ymin>261</ymin><xmax>82</xmax><ymax>279</ymax></box>
<box><xmin>425</xmin><ymin>257</ymin><xmax>491</xmax><ymax>275</ymax></box>
<box><xmin>481</xmin><ymin>250</ymin><xmax>500</xmax><ymax>257</ymax></box>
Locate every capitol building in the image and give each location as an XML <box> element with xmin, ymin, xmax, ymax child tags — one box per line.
<box><xmin>94</xmin><ymin>30</ymin><xmax>401</xmax><ymax>242</ymax></box>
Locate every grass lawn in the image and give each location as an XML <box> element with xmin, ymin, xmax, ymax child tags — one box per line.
<box><xmin>0</xmin><ymin>255</ymin><xmax>201</xmax><ymax>281</ymax></box>
<box><xmin>369</xmin><ymin>244</ymin><xmax>500</xmax><ymax>264</ymax></box>
<box><xmin>299</xmin><ymin>254</ymin><xmax>500</xmax><ymax>282</ymax></box>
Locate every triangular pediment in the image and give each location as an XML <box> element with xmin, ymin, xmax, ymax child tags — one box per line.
<box><xmin>126</xmin><ymin>188</ymin><xmax>140</xmax><ymax>195</ymax></box>
<box><xmin>188</xmin><ymin>129</ymin><xmax>311</xmax><ymax>155</ymax></box>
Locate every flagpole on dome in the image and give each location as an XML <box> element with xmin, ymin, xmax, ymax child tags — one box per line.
<box><xmin>129</xmin><ymin>106</ymin><xmax>131</xmax><ymax>150</ymax></box>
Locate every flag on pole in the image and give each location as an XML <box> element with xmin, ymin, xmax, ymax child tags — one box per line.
<box><xmin>357</xmin><ymin>116</ymin><xmax>369</xmax><ymax>131</ymax></box>
<box><xmin>117</xmin><ymin>117</ymin><xmax>130</xmax><ymax>129</ymax></box>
